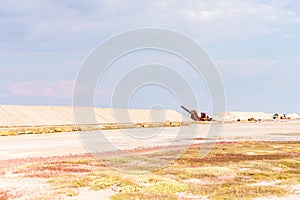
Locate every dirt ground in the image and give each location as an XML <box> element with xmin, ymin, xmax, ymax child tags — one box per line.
<box><xmin>0</xmin><ymin>121</ymin><xmax>299</xmax><ymax>199</ymax></box>
<box><xmin>1</xmin><ymin>121</ymin><xmax>300</xmax><ymax>160</ymax></box>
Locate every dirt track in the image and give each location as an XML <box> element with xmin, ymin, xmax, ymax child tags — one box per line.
<box><xmin>1</xmin><ymin>120</ymin><xmax>299</xmax><ymax>160</ymax></box>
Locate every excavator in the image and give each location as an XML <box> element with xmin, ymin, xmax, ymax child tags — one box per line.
<box><xmin>180</xmin><ymin>105</ymin><xmax>212</xmax><ymax>121</ymax></box>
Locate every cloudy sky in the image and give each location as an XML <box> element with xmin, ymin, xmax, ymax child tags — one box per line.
<box><xmin>0</xmin><ymin>0</ymin><xmax>300</xmax><ymax>114</ymax></box>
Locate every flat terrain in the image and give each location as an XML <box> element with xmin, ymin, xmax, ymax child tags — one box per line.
<box><xmin>0</xmin><ymin>121</ymin><xmax>299</xmax><ymax>200</ymax></box>
<box><xmin>0</xmin><ymin>121</ymin><xmax>299</xmax><ymax>160</ymax></box>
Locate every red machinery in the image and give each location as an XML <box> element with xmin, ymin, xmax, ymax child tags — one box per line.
<box><xmin>180</xmin><ymin>105</ymin><xmax>212</xmax><ymax>121</ymax></box>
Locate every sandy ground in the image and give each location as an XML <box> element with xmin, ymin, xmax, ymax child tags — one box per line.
<box><xmin>0</xmin><ymin>121</ymin><xmax>299</xmax><ymax>160</ymax></box>
<box><xmin>0</xmin><ymin>121</ymin><xmax>299</xmax><ymax>200</ymax></box>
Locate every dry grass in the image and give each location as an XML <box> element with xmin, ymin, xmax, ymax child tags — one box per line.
<box><xmin>0</xmin><ymin>121</ymin><xmax>190</xmax><ymax>136</ymax></box>
<box><xmin>0</xmin><ymin>126</ymin><xmax>77</xmax><ymax>136</ymax></box>
<box><xmin>5</xmin><ymin>141</ymin><xmax>300</xmax><ymax>199</ymax></box>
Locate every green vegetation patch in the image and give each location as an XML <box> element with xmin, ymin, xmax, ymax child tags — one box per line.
<box><xmin>22</xmin><ymin>141</ymin><xmax>299</xmax><ymax>199</ymax></box>
<box><xmin>188</xmin><ymin>182</ymin><xmax>287</xmax><ymax>200</ymax></box>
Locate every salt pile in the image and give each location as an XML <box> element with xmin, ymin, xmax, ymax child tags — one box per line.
<box><xmin>213</xmin><ymin>112</ymin><xmax>274</xmax><ymax>122</ymax></box>
<box><xmin>287</xmin><ymin>113</ymin><xmax>300</xmax><ymax>119</ymax></box>
<box><xmin>213</xmin><ymin>111</ymin><xmax>300</xmax><ymax>122</ymax></box>
<box><xmin>0</xmin><ymin>105</ymin><xmax>191</xmax><ymax>127</ymax></box>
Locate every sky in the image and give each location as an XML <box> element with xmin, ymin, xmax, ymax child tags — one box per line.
<box><xmin>0</xmin><ymin>0</ymin><xmax>300</xmax><ymax>114</ymax></box>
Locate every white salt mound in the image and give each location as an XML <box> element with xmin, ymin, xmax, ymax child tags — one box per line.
<box><xmin>0</xmin><ymin>105</ymin><xmax>191</xmax><ymax>127</ymax></box>
<box><xmin>213</xmin><ymin>111</ymin><xmax>273</xmax><ymax>122</ymax></box>
<box><xmin>287</xmin><ymin>113</ymin><xmax>300</xmax><ymax>119</ymax></box>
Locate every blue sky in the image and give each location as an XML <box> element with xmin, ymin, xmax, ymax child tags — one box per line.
<box><xmin>0</xmin><ymin>0</ymin><xmax>300</xmax><ymax>114</ymax></box>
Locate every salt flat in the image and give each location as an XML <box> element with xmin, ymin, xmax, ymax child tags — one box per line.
<box><xmin>0</xmin><ymin>120</ymin><xmax>299</xmax><ymax>160</ymax></box>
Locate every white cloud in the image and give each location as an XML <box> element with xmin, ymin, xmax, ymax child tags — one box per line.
<box><xmin>9</xmin><ymin>80</ymin><xmax>74</xmax><ymax>98</ymax></box>
<box><xmin>0</xmin><ymin>0</ymin><xmax>299</xmax><ymax>112</ymax></box>
<box><xmin>1</xmin><ymin>0</ymin><xmax>300</xmax><ymax>50</ymax></box>
<box><xmin>176</xmin><ymin>1</ymin><xmax>300</xmax><ymax>40</ymax></box>
<box><xmin>216</xmin><ymin>58</ymin><xmax>275</xmax><ymax>78</ymax></box>
<box><xmin>283</xmin><ymin>33</ymin><xmax>297</xmax><ymax>39</ymax></box>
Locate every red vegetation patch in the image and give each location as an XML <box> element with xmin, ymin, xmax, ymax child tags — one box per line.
<box><xmin>0</xmin><ymin>190</ymin><xmax>10</xmax><ymax>200</ymax></box>
<box><xmin>178</xmin><ymin>152</ymin><xmax>300</xmax><ymax>167</ymax></box>
<box><xmin>13</xmin><ymin>164</ymin><xmax>93</xmax><ymax>178</ymax></box>
<box><xmin>0</xmin><ymin>153</ymin><xmax>107</xmax><ymax>179</ymax></box>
